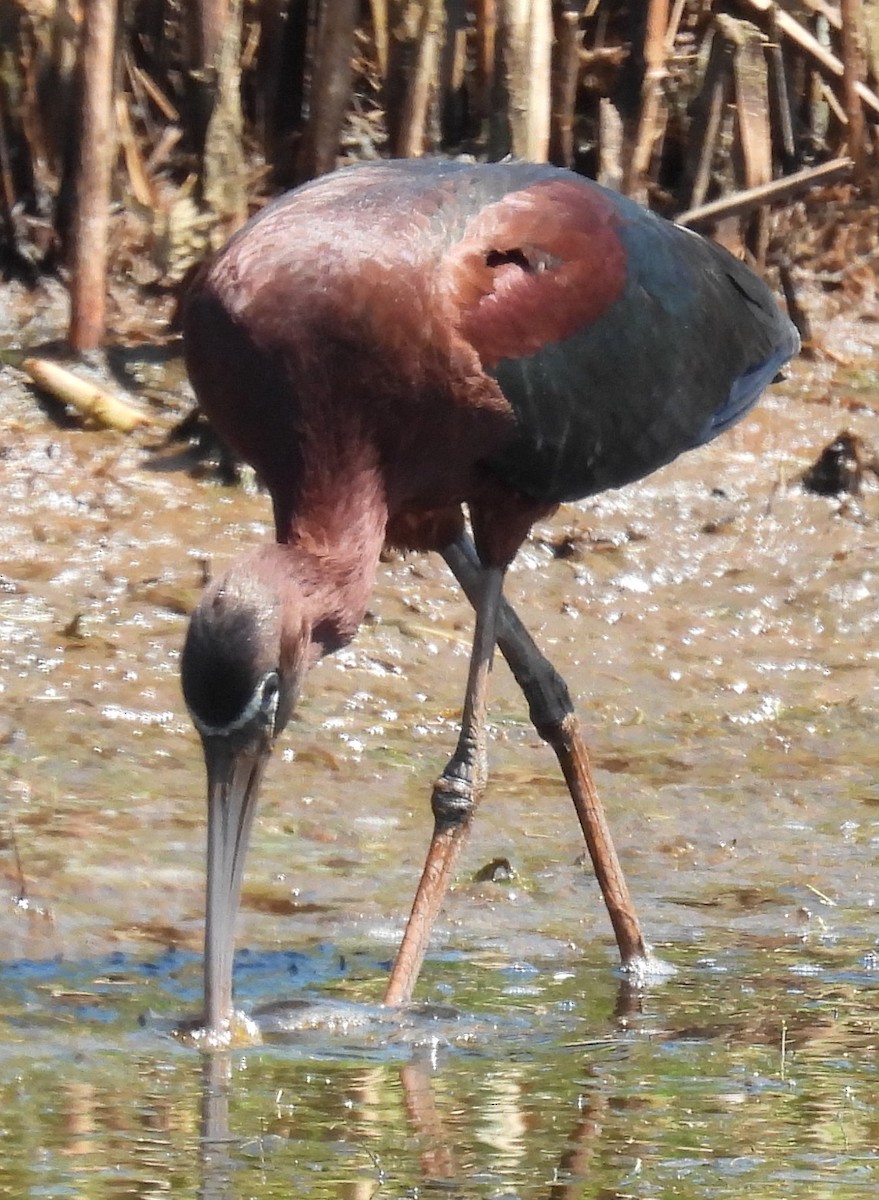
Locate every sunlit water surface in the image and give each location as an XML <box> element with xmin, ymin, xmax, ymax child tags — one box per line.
<box><xmin>0</xmin><ymin>296</ymin><xmax>878</xmax><ymax>1196</ymax></box>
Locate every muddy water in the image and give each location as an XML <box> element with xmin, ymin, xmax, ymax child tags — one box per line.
<box><xmin>0</xmin><ymin>296</ymin><xmax>878</xmax><ymax>1197</ymax></box>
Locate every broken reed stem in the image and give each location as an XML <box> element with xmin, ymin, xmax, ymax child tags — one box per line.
<box><xmin>741</xmin><ymin>0</ymin><xmax>879</xmax><ymax>117</ymax></box>
<box><xmin>22</xmin><ymin>357</ymin><xmax>149</xmax><ymax>432</ymax></box>
<box><xmin>677</xmin><ymin>155</ymin><xmax>853</xmax><ymax>226</ymax></box>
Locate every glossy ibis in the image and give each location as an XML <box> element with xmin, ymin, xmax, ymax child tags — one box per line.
<box><xmin>181</xmin><ymin>158</ymin><xmax>799</xmax><ymax>1036</ymax></box>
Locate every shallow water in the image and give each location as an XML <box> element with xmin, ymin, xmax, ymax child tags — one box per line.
<box><xmin>0</xmin><ymin>296</ymin><xmax>878</xmax><ymax>1195</ymax></box>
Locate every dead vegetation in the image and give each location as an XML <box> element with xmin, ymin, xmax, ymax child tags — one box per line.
<box><xmin>0</xmin><ymin>2</ymin><xmax>878</xmax><ymax>345</ymax></box>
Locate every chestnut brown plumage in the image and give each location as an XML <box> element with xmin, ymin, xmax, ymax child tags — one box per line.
<box><xmin>181</xmin><ymin>158</ymin><xmax>799</xmax><ymax>1036</ymax></box>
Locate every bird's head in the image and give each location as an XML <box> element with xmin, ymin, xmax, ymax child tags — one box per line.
<box><xmin>182</xmin><ymin>569</ymin><xmax>303</xmax><ymax>745</ymax></box>
<box><xmin>181</xmin><ymin>561</ymin><xmax>310</xmax><ymax>1039</ymax></box>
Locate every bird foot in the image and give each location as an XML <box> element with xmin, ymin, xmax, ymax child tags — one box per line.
<box><xmin>619</xmin><ymin>950</ymin><xmax>678</xmax><ymax>986</ymax></box>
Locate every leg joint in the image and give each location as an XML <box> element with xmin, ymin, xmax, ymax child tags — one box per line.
<box><xmin>534</xmin><ymin>708</ymin><xmax>578</xmax><ymax>748</ymax></box>
<box><xmin>431</xmin><ymin>770</ymin><xmax>476</xmax><ymax>826</ymax></box>
<box><xmin>524</xmin><ymin>674</ymin><xmax>575</xmax><ymax>740</ymax></box>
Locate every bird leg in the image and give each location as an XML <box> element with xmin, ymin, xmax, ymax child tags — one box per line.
<box><xmin>441</xmin><ymin>534</ymin><xmax>650</xmax><ymax>970</ymax></box>
<box><xmin>383</xmin><ymin>565</ymin><xmax>505</xmax><ymax>1006</ymax></box>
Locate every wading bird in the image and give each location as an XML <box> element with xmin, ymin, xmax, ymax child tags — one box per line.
<box><xmin>181</xmin><ymin>158</ymin><xmax>799</xmax><ymax>1037</ymax></box>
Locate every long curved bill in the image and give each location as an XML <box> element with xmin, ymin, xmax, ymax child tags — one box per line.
<box><xmin>202</xmin><ymin>736</ymin><xmax>270</xmax><ymax>1037</ymax></box>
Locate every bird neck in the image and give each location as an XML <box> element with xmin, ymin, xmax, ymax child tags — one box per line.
<box><xmin>249</xmin><ymin>506</ymin><xmax>386</xmax><ymax>662</ymax></box>
<box><xmin>265</xmin><ymin>444</ymin><xmax>389</xmax><ymax>659</ymax></box>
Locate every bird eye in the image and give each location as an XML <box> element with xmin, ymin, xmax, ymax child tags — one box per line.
<box><xmin>260</xmin><ymin>673</ymin><xmax>280</xmax><ymax>726</ymax></box>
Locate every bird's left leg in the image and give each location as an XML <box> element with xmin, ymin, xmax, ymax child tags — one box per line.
<box><xmin>383</xmin><ymin>563</ymin><xmax>504</xmax><ymax>1006</ymax></box>
<box><xmin>442</xmin><ymin>533</ymin><xmax>652</xmax><ymax>973</ymax></box>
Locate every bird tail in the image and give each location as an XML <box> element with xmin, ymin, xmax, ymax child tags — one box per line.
<box><xmin>698</xmin><ymin>322</ymin><xmax>800</xmax><ymax>444</ymax></box>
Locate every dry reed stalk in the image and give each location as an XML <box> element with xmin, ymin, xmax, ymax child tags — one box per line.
<box><xmin>474</xmin><ymin>0</ymin><xmax>497</xmax><ymax>126</ymax></box>
<box><xmin>68</xmin><ymin>0</ymin><xmax>117</xmax><ymax>352</ymax></box>
<box><xmin>549</xmin><ymin>4</ymin><xmax>581</xmax><ymax>167</ymax></box>
<box><xmin>625</xmin><ymin>0</ymin><xmax>669</xmax><ymax>197</ymax></box>
<box><xmin>396</xmin><ymin>0</ymin><xmax>445</xmax><ymax>157</ymax></box>
<box><xmin>369</xmin><ymin>0</ymin><xmax>389</xmax><ymax>78</ymax></box>
<box><xmin>115</xmin><ymin>94</ymin><xmax>155</xmax><ymax>208</ymax></box>
<box><xmin>840</xmin><ymin>0</ymin><xmax>868</xmax><ymax>178</ymax></box>
<box><xmin>297</xmin><ymin>0</ymin><xmax>359</xmax><ymax>179</ymax></box>
<box><xmin>500</xmin><ymin>0</ymin><xmax>551</xmax><ymax>160</ymax></box>
<box><xmin>200</xmin><ymin>0</ymin><xmax>246</xmax><ymax>231</ymax></box>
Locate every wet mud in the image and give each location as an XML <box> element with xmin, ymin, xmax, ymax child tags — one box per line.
<box><xmin>0</xmin><ymin>283</ymin><xmax>878</xmax><ymax>1196</ymax></box>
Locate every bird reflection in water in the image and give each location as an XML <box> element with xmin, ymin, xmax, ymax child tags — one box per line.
<box><xmin>196</xmin><ymin>1024</ymin><xmax>634</xmax><ymax>1200</ymax></box>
